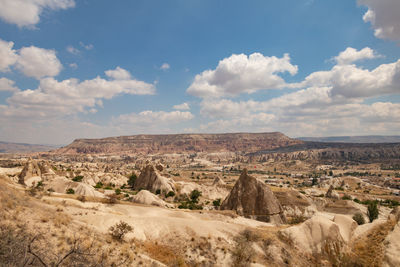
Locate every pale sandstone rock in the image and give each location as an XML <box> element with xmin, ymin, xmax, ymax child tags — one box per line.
<box><xmin>220</xmin><ymin>169</ymin><xmax>285</xmax><ymax>224</ymax></box>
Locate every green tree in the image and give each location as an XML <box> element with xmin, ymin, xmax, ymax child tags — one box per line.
<box><xmin>367</xmin><ymin>201</ymin><xmax>379</xmax><ymax>222</ymax></box>
<box><xmin>190</xmin><ymin>190</ymin><xmax>202</xmax><ymax>203</ymax></box>
<box><xmin>128</xmin><ymin>173</ymin><xmax>137</xmax><ymax>188</ymax></box>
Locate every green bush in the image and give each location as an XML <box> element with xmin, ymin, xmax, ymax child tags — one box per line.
<box><xmin>94</xmin><ymin>182</ymin><xmax>103</xmax><ymax>189</ymax></box>
<box><xmin>213</xmin><ymin>198</ymin><xmax>221</xmax><ymax>207</ymax></box>
<box><xmin>352</xmin><ymin>213</ymin><xmax>365</xmax><ymax>225</ymax></box>
<box><xmin>367</xmin><ymin>201</ymin><xmax>379</xmax><ymax>222</ymax></box>
<box><xmin>66</xmin><ymin>188</ymin><xmax>75</xmax><ymax>194</ymax></box>
<box><xmin>115</xmin><ymin>188</ymin><xmax>121</xmax><ymax>195</ymax></box>
<box><xmin>155</xmin><ymin>189</ymin><xmax>161</xmax><ymax>195</ymax></box>
<box><xmin>166</xmin><ymin>191</ymin><xmax>175</xmax><ymax>198</ymax></box>
<box><xmin>72</xmin><ymin>175</ymin><xmax>83</xmax><ymax>182</ymax></box>
<box><xmin>190</xmin><ymin>190</ymin><xmax>201</xmax><ymax>203</ymax></box>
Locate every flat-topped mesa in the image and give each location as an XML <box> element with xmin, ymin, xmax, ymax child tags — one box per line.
<box><xmin>220</xmin><ymin>169</ymin><xmax>286</xmax><ymax>224</ymax></box>
<box><xmin>54</xmin><ymin>132</ymin><xmax>303</xmax><ymax>154</ymax></box>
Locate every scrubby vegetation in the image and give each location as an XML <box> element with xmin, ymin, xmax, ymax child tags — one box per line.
<box><xmin>352</xmin><ymin>212</ymin><xmax>365</xmax><ymax>225</ymax></box>
<box><xmin>109</xmin><ymin>221</ymin><xmax>133</xmax><ymax>241</ymax></box>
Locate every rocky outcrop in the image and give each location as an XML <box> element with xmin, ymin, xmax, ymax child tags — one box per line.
<box><xmin>220</xmin><ymin>169</ymin><xmax>286</xmax><ymax>224</ymax></box>
<box><xmin>18</xmin><ymin>160</ymin><xmax>56</xmax><ymax>186</ymax></box>
<box><xmin>212</xmin><ymin>177</ymin><xmax>226</xmax><ymax>186</ymax></box>
<box><xmin>18</xmin><ymin>159</ymin><xmax>41</xmax><ymax>185</ymax></box>
<box><xmin>55</xmin><ymin>132</ymin><xmax>302</xmax><ymax>154</ymax></box>
<box><xmin>131</xmin><ymin>190</ymin><xmax>167</xmax><ymax>207</ymax></box>
<box><xmin>280</xmin><ymin>215</ymin><xmax>347</xmax><ymax>255</ymax></box>
<box><xmin>135</xmin><ymin>165</ymin><xmax>175</xmax><ymax>194</ymax></box>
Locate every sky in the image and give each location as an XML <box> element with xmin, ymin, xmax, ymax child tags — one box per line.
<box><xmin>0</xmin><ymin>0</ymin><xmax>400</xmax><ymax>144</ymax></box>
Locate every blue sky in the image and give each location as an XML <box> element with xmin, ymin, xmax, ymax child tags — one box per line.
<box><xmin>0</xmin><ymin>0</ymin><xmax>400</xmax><ymax>144</ymax></box>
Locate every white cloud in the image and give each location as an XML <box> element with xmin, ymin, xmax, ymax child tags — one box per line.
<box><xmin>16</xmin><ymin>46</ymin><xmax>63</xmax><ymax>79</ymax></box>
<box><xmin>2</xmin><ymin>67</ymin><xmax>155</xmax><ymax>119</ymax></box>
<box><xmin>334</xmin><ymin>47</ymin><xmax>378</xmax><ymax>65</ymax></box>
<box><xmin>173</xmin><ymin>102</ymin><xmax>190</xmax><ymax>110</ymax></box>
<box><xmin>301</xmin><ymin>58</ymin><xmax>400</xmax><ymax>98</ymax></box>
<box><xmin>160</xmin><ymin>63</ymin><xmax>170</xmax><ymax>70</ymax></box>
<box><xmin>187</xmin><ymin>53</ymin><xmax>298</xmax><ymax>98</ymax></box>
<box><xmin>0</xmin><ymin>39</ymin><xmax>18</xmax><ymax>72</ymax></box>
<box><xmin>69</xmin><ymin>63</ymin><xmax>77</xmax><ymax>69</ymax></box>
<box><xmin>0</xmin><ymin>0</ymin><xmax>75</xmax><ymax>28</ymax></box>
<box><xmin>0</xmin><ymin>77</ymin><xmax>19</xmax><ymax>92</ymax></box>
<box><xmin>113</xmin><ymin>110</ymin><xmax>194</xmax><ymax>133</ymax></box>
<box><xmin>196</xmin><ymin>47</ymin><xmax>400</xmax><ymax>136</ymax></box>
<box><xmin>105</xmin><ymin>66</ymin><xmax>132</xmax><ymax>80</ymax></box>
<box><xmin>66</xmin><ymin>45</ymin><xmax>80</xmax><ymax>55</ymax></box>
<box><xmin>115</xmin><ymin>110</ymin><xmax>194</xmax><ymax>125</ymax></box>
<box><xmin>79</xmin><ymin>42</ymin><xmax>93</xmax><ymax>50</ymax></box>
<box><xmin>358</xmin><ymin>0</ymin><xmax>400</xmax><ymax>41</ymax></box>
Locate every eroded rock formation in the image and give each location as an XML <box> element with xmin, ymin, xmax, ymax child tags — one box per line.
<box><xmin>135</xmin><ymin>165</ymin><xmax>175</xmax><ymax>194</ymax></box>
<box><xmin>220</xmin><ymin>169</ymin><xmax>286</xmax><ymax>224</ymax></box>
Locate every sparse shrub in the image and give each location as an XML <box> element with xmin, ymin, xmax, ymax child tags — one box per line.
<box><xmin>104</xmin><ymin>186</ymin><xmax>113</xmax><ymax>190</ymax></box>
<box><xmin>342</xmin><ymin>194</ymin><xmax>352</xmax><ymax>200</ymax></box>
<box><xmin>128</xmin><ymin>173</ymin><xmax>137</xmax><ymax>188</ymax></box>
<box><xmin>77</xmin><ymin>195</ymin><xmax>86</xmax><ymax>202</ymax></box>
<box><xmin>367</xmin><ymin>201</ymin><xmax>379</xmax><ymax>222</ymax></box>
<box><xmin>94</xmin><ymin>182</ymin><xmax>103</xmax><ymax>188</ymax></box>
<box><xmin>300</xmin><ymin>190</ymin><xmax>306</xmax><ymax>194</ymax></box>
<box><xmin>155</xmin><ymin>189</ymin><xmax>161</xmax><ymax>195</ymax></box>
<box><xmin>213</xmin><ymin>198</ymin><xmax>221</xmax><ymax>207</ymax></box>
<box><xmin>166</xmin><ymin>191</ymin><xmax>175</xmax><ymax>198</ymax></box>
<box><xmin>353</xmin><ymin>198</ymin><xmax>361</xmax><ymax>204</ymax></box>
<box><xmin>109</xmin><ymin>221</ymin><xmax>133</xmax><ymax>241</ymax></box>
<box><xmin>36</xmin><ymin>181</ymin><xmax>43</xmax><ymax>188</ymax></box>
<box><xmin>72</xmin><ymin>175</ymin><xmax>83</xmax><ymax>182</ymax></box>
<box><xmin>66</xmin><ymin>168</ymin><xmax>72</xmax><ymax>172</ymax></box>
<box><xmin>66</xmin><ymin>188</ymin><xmax>75</xmax><ymax>194</ymax></box>
<box><xmin>352</xmin><ymin>212</ymin><xmax>365</xmax><ymax>225</ymax></box>
<box><xmin>115</xmin><ymin>188</ymin><xmax>121</xmax><ymax>195</ymax></box>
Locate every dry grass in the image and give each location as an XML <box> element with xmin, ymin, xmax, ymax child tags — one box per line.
<box><xmin>344</xmin><ymin>220</ymin><xmax>397</xmax><ymax>267</ymax></box>
<box><xmin>142</xmin><ymin>241</ymin><xmax>187</xmax><ymax>266</ymax></box>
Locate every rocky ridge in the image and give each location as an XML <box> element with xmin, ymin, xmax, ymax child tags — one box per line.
<box><xmin>55</xmin><ymin>132</ymin><xmax>302</xmax><ymax>154</ymax></box>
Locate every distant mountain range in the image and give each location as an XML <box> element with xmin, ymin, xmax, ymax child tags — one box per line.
<box><xmin>0</xmin><ymin>141</ymin><xmax>58</xmax><ymax>153</ymax></box>
<box><xmin>298</xmin><ymin>136</ymin><xmax>400</xmax><ymax>143</ymax></box>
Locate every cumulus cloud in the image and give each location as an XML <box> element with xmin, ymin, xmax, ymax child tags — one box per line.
<box><xmin>2</xmin><ymin>67</ymin><xmax>155</xmax><ymax>119</ymax></box>
<box><xmin>0</xmin><ymin>0</ymin><xmax>75</xmax><ymax>28</ymax></box>
<box><xmin>105</xmin><ymin>66</ymin><xmax>132</xmax><ymax>80</ymax></box>
<box><xmin>173</xmin><ymin>102</ymin><xmax>190</xmax><ymax>110</ymax></box>
<box><xmin>160</xmin><ymin>63</ymin><xmax>170</xmax><ymax>71</ymax></box>
<box><xmin>358</xmin><ymin>0</ymin><xmax>400</xmax><ymax>41</ymax></box>
<box><xmin>301</xmin><ymin>58</ymin><xmax>400</xmax><ymax>98</ymax></box>
<box><xmin>69</xmin><ymin>63</ymin><xmax>77</xmax><ymax>69</ymax></box>
<box><xmin>0</xmin><ymin>39</ymin><xmax>18</xmax><ymax>72</ymax></box>
<box><xmin>16</xmin><ymin>46</ymin><xmax>63</xmax><ymax>79</ymax></box>
<box><xmin>334</xmin><ymin>47</ymin><xmax>379</xmax><ymax>65</ymax></box>
<box><xmin>187</xmin><ymin>53</ymin><xmax>298</xmax><ymax>98</ymax></box>
<box><xmin>0</xmin><ymin>78</ymin><xmax>19</xmax><ymax>92</ymax></box>
<box><xmin>196</xmin><ymin>47</ymin><xmax>400</xmax><ymax>136</ymax></box>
